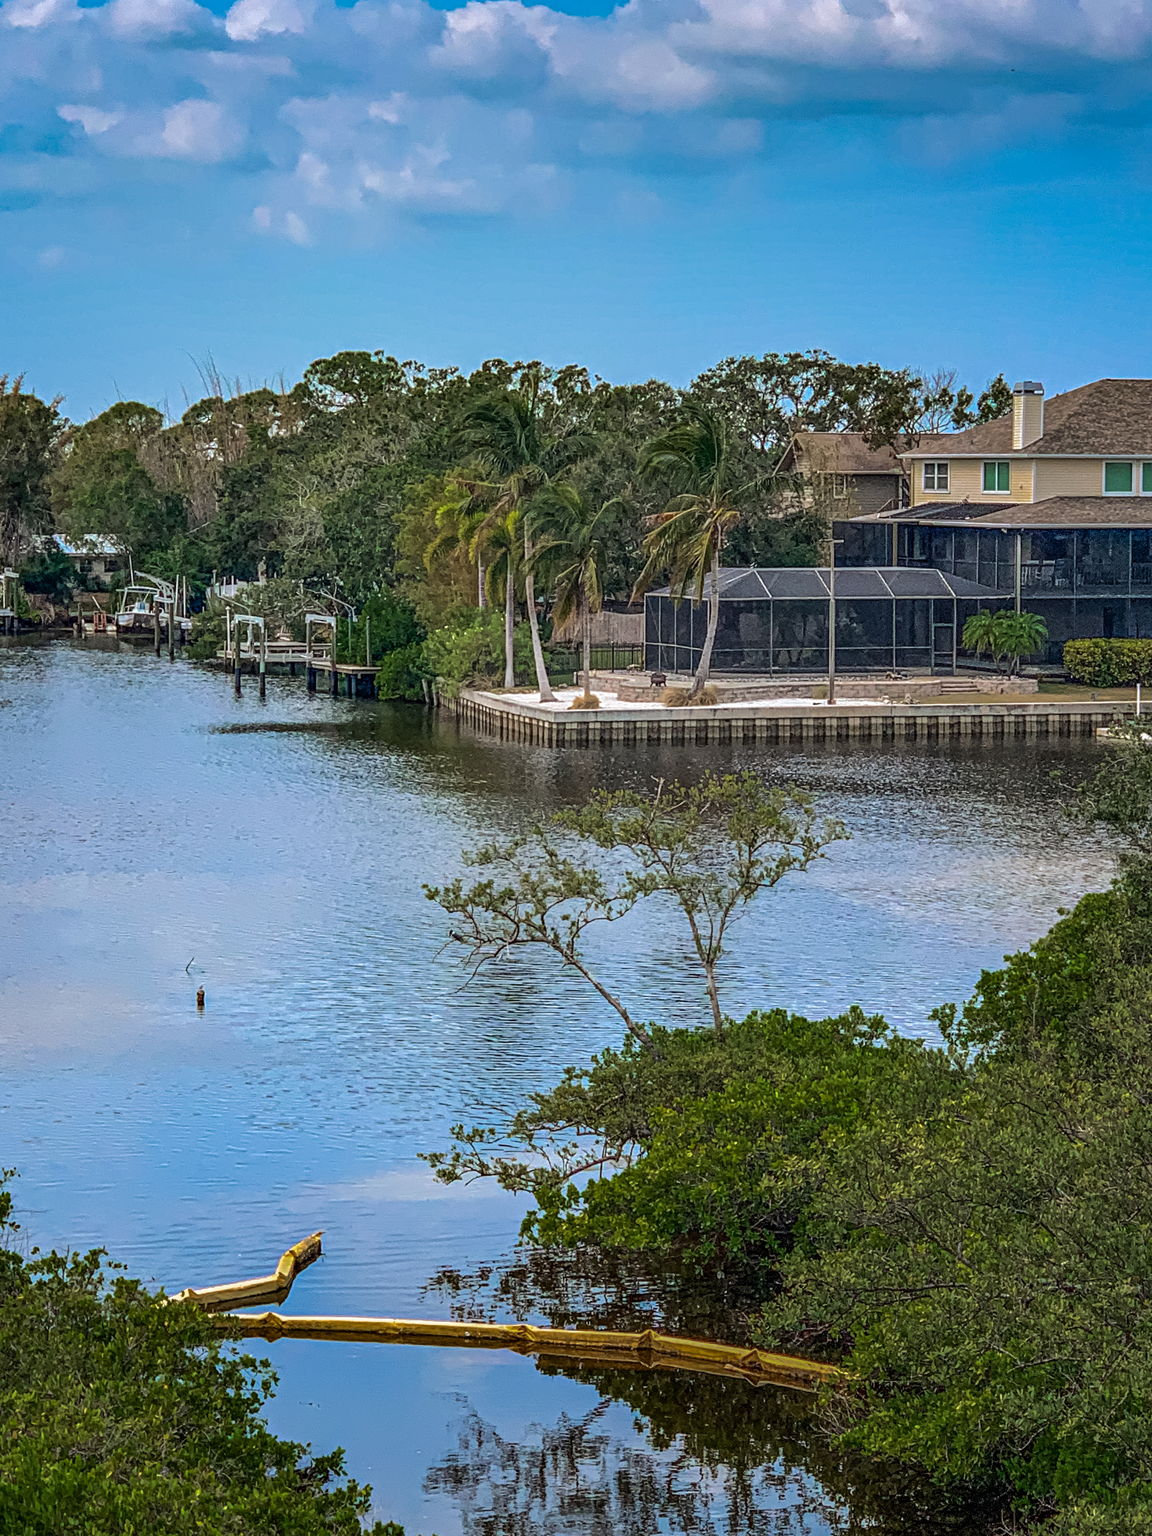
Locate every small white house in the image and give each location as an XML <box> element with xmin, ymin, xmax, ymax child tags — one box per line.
<box><xmin>50</xmin><ymin>535</ymin><xmax>127</xmax><ymax>588</ymax></box>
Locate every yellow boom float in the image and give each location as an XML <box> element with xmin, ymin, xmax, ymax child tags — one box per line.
<box><xmin>176</xmin><ymin>1233</ymin><xmax>841</xmax><ymax>1394</ymax></box>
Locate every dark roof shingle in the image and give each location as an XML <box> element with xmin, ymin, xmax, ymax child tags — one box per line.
<box><xmin>903</xmin><ymin>379</ymin><xmax>1152</xmax><ymax>457</ymax></box>
<box><xmin>853</xmin><ymin>497</ymin><xmax>1152</xmax><ymax>529</ymax></box>
<box><xmin>785</xmin><ymin>432</ymin><xmax>903</xmax><ymax>475</ymax></box>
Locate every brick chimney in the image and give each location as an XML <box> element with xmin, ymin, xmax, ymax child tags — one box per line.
<box><xmin>1012</xmin><ymin>381</ymin><xmax>1044</xmax><ymax>449</ymax></box>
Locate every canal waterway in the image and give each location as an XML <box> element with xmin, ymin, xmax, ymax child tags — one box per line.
<box><xmin>0</xmin><ymin>641</ymin><xmax>1117</xmax><ymax>1534</ymax></box>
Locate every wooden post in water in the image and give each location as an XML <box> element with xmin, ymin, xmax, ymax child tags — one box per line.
<box><xmin>153</xmin><ymin>602</ymin><xmax>162</xmax><ymax>656</ymax></box>
<box><xmin>167</xmin><ymin>596</ymin><xmax>176</xmax><ymax>660</ymax></box>
<box><xmin>233</xmin><ymin>620</ymin><xmax>242</xmax><ymax>696</ymax></box>
<box><xmin>258</xmin><ymin>622</ymin><xmax>267</xmax><ymax>700</ymax></box>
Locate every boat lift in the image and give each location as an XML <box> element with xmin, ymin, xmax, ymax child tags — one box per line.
<box><xmin>227</xmin><ymin>612</ymin><xmax>268</xmax><ymax>699</ymax></box>
<box><xmin>0</xmin><ymin>569</ymin><xmax>19</xmax><ymax>635</ymax></box>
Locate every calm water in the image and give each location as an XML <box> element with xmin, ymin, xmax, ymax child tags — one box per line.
<box><xmin>0</xmin><ymin>641</ymin><xmax>1116</xmax><ymax>1534</ymax></box>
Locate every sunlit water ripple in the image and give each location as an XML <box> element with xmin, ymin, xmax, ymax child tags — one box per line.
<box><xmin>0</xmin><ymin>641</ymin><xmax>1114</xmax><ymax>1533</ymax></box>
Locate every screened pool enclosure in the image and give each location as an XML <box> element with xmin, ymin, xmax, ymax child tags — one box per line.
<box><xmin>644</xmin><ymin>567</ymin><xmax>1007</xmax><ymax>675</ymax></box>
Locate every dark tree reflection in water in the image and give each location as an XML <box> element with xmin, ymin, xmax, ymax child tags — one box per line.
<box><xmin>424</xmin><ymin>1250</ymin><xmax>1003</xmax><ymax>1535</ymax></box>
<box><xmin>426</xmin><ymin>1370</ymin><xmax>1001</xmax><ymax>1536</ymax></box>
<box><xmin>425</xmin><ymin>1395</ymin><xmax>811</xmax><ymax>1536</ymax></box>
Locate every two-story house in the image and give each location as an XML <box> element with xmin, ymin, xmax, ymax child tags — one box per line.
<box><xmin>846</xmin><ymin>378</ymin><xmax>1152</xmax><ymax>662</ymax></box>
<box><xmin>777</xmin><ymin>432</ymin><xmax>906</xmax><ymax>519</ymax></box>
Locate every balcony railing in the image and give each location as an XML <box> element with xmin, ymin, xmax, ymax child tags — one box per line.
<box><xmin>1020</xmin><ymin>560</ymin><xmax>1073</xmax><ymax>590</ymax></box>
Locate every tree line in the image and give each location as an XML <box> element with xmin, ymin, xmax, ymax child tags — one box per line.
<box><xmin>2</xmin><ymin>355</ymin><xmax>1011</xmax><ymax>696</ymax></box>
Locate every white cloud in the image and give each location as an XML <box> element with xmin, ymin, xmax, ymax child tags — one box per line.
<box><xmin>225</xmin><ymin>0</ymin><xmax>314</xmax><ymax>42</ymax></box>
<box><xmin>103</xmin><ymin>0</ymin><xmax>207</xmax><ymax>40</ymax></box>
<box><xmin>1</xmin><ymin>0</ymin><xmax>76</xmax><ymax>30</ymax></box>
<box><xmin>157</xmin><ymin>98</ymin><xmax>241</xmax><ymax>160</ymax></box>
<box><xmin>59</xmin><ymin>102</ymin><xmax>123</xmax><ymax>135</ymax></box>
<box><xmin>252</xmin><ymin>202</ymin><xmax>310</xmax><ymax>241</ymax></box>
<box><xmin>431</xmin><ymin>0</ymin><xmax>555</xmax><ymax>79</ymax></box>
<box><xmin>5</xmin><ymin>0</ymin><xmax>1152</xmax><ymax>243</ymax></box>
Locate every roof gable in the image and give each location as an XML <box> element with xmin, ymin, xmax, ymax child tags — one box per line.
<box><xmin>905</xmin><ymin>379</ymin><xmax>1152</xmax><ymax>457</ymax></box>
<box><xmin>785</xmin><ymin>432</ymin><xmax>902</xmax><ymax>475</ymax></box>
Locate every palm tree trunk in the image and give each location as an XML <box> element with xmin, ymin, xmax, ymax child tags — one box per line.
<box><xmin>503</xmin><ymin>565</ymin><xmax>515</xmax><ymax>688</ymax></box>
<box><xmin>690</xmin><ymin>546</ymin><xmax>721</xmax><ymax>699</ymax></box>
<box><xmin>523</xmin><ymin>536</ymin><xmax>555</xmax><ymax>702</ymax></box>
<box><xmin>582</xmin><ymin>591</ymin><xmax>592</xmax><ymax>698</ymax></box>
<box><xmin>477</xmin><ymin>560</ymin><xmax>486</xmax><ymax>609</ymax></box>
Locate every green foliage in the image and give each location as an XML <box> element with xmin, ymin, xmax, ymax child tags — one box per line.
<box><xmin>424</xmin><ymin>748</ymin><xmax>1152</xmax><ymax>1531</ymax></box>
<box><xmin>1064</xmin><ymin>637</ymin><xmax>1152</xmax><ymax>686</ymax></box>
<box><xmin>686</xmin><ymin>351</ymin><xmax>923</xmax><ymax>454</ymax></box>
<box><xmin>52</xmin><ymin>402</ymin><xmax>182</xmax><ymax>565</ymax></box>
<box><xmin>0</xmin><ymin>376</ymin><xmax>64</xmax><ymax>564</ymax></box>
<box><xmin>19</xmin><ymin>544</ymin><xmax>76</xmax><ymax>600</ymax></box>
<box><xmin>185</xmin><ymin>600</ymin><xmax>230</xmax><ymax>660</ymax></box>
<box><xmin>1074</xmin><ymin>737</ymin><xmax>1152</xmax><ymax>857</ymax></box>
<box><xmin>767</xmin><ymin>867</ymin><xmax>1152</xmax><ymax>1521</ymax></box>
<box><xmin>341</xmin><ymin>591</ymin><xmax>423</xmax><ymax>664</ymax></box>
<box><xmin>962</xmin><ymin>608</ymin><xmax>1048</xmax><ymax>673</ymax></box>
<box><xmin>376</xmin><ymin>642</ymin><xmax>427</xmax><ymax>701</ymax></box>
<box><xmin>421</xmin><ymin>607</ymin><xmax>531</xmax><ymax>692</ymax></box>
<box><xmin>522</xmin><ymin>1008</ymin><xmax>947</xmax><ymax>1260</ymax></box>
<box><xmin>7</xmin><ymin>347</ymin><xmax>1012</xmax><ymax>630</ymax></box>
<box><xmin>635</xmin><ymin>403</ymin><xmax>753</xmax><ymax>692</ymax></box>
<box><xmin>0</xmin><ymin>1180</ymin><xmax>396</xmax><ymax>1535</ymax></box>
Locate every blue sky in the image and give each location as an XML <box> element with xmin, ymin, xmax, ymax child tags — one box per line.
<box><xmin>2</xmin><ymin>0</ymin><xmax>1152</xmax><ymax>420</ymax></box>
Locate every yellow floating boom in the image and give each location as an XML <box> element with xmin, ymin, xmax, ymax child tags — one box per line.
<box><xmin>179</xmin><ymin>1234</ymin><xmax>841</xmax><ymax>1394</ymax></box>
<box><xmin>171</xmin><ymin>1231</ymin><xmax>323</xmax><ymax>1310</ymax></box>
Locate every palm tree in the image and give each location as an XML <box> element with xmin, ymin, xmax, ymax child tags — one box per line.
<box><xmin>423</xmin><ymin>476</ymin><xmax>518</xmax><ymax>683</ymax></box>
<box><xmin>961</xmin><ymin>609</ymin><xmax>1006</xmax><ymax>672</ymax></box>
<box><xmin>422</xmin><ymin>474</ymin><xmax>483</xmax><ymax>593</ymax></box>
<box><xmin>532</xmin><ymin>485</ymin><xmax>612</xmax><ymax>699</ymax></box>
<box><xmin>962</xmin><ymin>609</ymin><xmax>1048</xmax><ymax>676</ymax></box>
<box><xmin>456</xmin><ymin>383</ymin><xmax>594</xmax><ymax>702</ymax></box>
<box><xmin>997</xmin><ymin>609</ymin><xmax>1049</xmax><ymax>675</ymax></box>
<box><xmin>477</xmin><ymin>510</ymin><xmax>519</xmax><ymax>688</ymax></box>
<box><xmin>633</xmin><ymin>404</ymin><xmax>748</xmax><ymax>700</ymax></box>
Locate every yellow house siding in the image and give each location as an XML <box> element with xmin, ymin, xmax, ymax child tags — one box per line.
<box><xmin>1034</xmin><ymin>459</ymin><xmax>1112</xmax><ymax>499</ymax></box>
<box><xmin>910</xmin><ymin>457</ymin><xmax>1034</xmax><ymax>506</ymax></box>
<box><xmin>909</xmin><ymin>455</ymin><xmax>1152</xmax><ymax>508</ymax></box>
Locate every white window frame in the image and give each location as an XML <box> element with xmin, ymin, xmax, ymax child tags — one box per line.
<box><xmin>982</xmin><ymin>460</ymin><xmax>1011</xmax><ymax>494</ymax></box>
<box><xmin>1103</xmin><ymin>461</ymin><xmax>1135</xmax><ymax>495</ymax></box>
<box><xmin>922</xmin><ymin>461</ymin><xmax>950</xmax><ymax>493</ymax></box>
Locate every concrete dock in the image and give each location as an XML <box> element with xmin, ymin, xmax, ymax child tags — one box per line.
<box><xmin>444</xmin><ymin>687</ymin><xmax>1125</xmax><ymax>748</ymax></box>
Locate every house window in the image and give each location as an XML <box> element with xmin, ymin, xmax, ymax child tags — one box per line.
<box><xmin>830</xmin><ymin>474</ymin><xmax>850</xmax><ymax>497</ymax></box>
<box><xmin>923</xmin><ymin>461</ymin><xmax>950</xmax><ymax>492</ymax></box>
<box><xmin>982</xmin><ymin>461</ymin><xmax>1011</xmax><ymax>493</ymax></box>
<box><xmin>1104</xmin><ymin>462</ymin><xmax>1134</xmax><ymax>493</ymax></box>
<box><xmin>1142</xmin><ymin>463</ymin><xmax>1152</xmax><ymax>494</ymax></box>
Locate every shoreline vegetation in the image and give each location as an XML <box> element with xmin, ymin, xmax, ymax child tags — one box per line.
<box><xmin>4</xmin><ymin>687</ymin><xmax>1148</xmax><ymax>1532</ymax></box>
<box><xmin>423</xmin><ymin>744</ymin><xmax>1152</xmax><ymax>1536</ymax></box>
<box><xmin>6</xmin><ymin>343</ymin><xmax>1149</xmax><ymax>1532</ymax></box>
<box><xmin>2</xmin><ymin>352</ymin><xmax>1015</xmax><ymax>700</ymax></box>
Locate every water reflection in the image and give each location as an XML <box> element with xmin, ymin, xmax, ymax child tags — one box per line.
<box><xmin>426</xmin><ymin>1370</ymin><xmax>1000</xmax><ymax>1536</ymax></box>
<box><xmin>0</xmin><ymin>641</ymin><xmax>1116</xmax><ymax>1532</ymax></box>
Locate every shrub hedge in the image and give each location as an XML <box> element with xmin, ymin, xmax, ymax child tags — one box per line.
<box><xmin>1064</xmin><ymin>638</ymin><xmax>1152</xmax><ymax>686</ymax></box>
